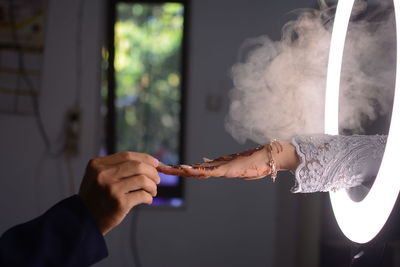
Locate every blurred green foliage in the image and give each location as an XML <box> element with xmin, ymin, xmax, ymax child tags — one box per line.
<box><xmin>114</xmin><ymin>2</ymin><xmax>183</xmax><ymax>163</ymax></box>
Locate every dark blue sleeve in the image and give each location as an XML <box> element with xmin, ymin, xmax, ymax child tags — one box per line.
<box><xmin>0</xmin><ymin>195</ymin><xmax>108</xmax><ymax>267</ymax></box>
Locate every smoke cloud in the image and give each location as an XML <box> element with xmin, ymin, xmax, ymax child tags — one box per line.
<box><xmin>225</xmin><ymin>1</ymin><xmax>396</xmax><ymax>144</ymax></box>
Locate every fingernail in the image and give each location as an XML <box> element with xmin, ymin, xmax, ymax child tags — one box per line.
<box><xmin>203</xmin><ymin>157</ymin><xmax>212</xmax><ymax>162</ymax></box>
<box><xmin>152</xmin><ymin>157</ymin><xmax>159</xmax><ymax>167</ymax></box>
<box><xmin>181</xmin><ymin>165</ymin><xmax>192</xmax><ymax>168</ymax></box>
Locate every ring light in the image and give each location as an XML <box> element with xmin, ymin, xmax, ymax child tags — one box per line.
<box><xmin>325</xmin><ymin>0</ymin><xmax>400</xmax><ymax>243</ymax></box>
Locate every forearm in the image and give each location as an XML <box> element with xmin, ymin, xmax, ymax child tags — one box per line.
<box><xmin>157</xmin><ymin>139</ymin><xmax>301</xmax><ymax>179</ymax></box>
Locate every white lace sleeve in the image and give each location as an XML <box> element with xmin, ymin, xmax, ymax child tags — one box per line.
<box><xmin>291</xmin><ymin>134</ymin><xmax>387</xmax><ymax>193</ymax></box>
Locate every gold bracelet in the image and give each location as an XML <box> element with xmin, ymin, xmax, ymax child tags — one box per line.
<box><xmin>266</xmin><ymin>139</ymin><xmax>280</xmax><ymax>182</ymax></box>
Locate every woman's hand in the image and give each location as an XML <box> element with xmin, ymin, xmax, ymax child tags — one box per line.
<box><xmin>157</xmin><ymin>141</ymin><xmax>295</xmax><ymax>180</ymax></box>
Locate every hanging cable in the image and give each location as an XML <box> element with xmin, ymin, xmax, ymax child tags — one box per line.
<box><xmin>75</xmin><ymin>0</ymin><xmax>85</xmax><ymax>108</ymax></box>
<box><xmin>130</xmin><ymin>207</ymin><xmax>143</xmax><ymax>267</ymax></box>
<box><xmin>8</xmin><ymin>0</ymin><xmax>53</xmax><ymax>153</ymax></box>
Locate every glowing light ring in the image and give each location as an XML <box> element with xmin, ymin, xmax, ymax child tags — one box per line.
<box><xmin>325</xmin><ymin>0</ymin><xmax>400</xmax><ymax>244</ymax></box>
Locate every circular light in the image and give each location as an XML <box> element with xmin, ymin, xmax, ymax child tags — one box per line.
<box><xmin>325</xmin><ymin>0</ymin><xmax>400</xmax><ymax>243</ymax></box>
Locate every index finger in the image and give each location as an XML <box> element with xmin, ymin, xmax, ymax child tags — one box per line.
<box><xmin>114</xmin><ymin>160</ymin><xmax>161</xmax><ymax>184</ymax></box>
<box><xmin>97</xmin><ymin>151</ymin><xmax>159</xmax><ymax>167</ymax></box>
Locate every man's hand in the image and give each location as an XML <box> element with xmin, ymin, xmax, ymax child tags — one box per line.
<box><xmin>78</xmin><ymin>152</ymin><xmax>160</xmax><ymax>235</ymax></box>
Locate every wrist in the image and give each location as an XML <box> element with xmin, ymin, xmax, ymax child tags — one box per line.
<box><xmin>275</xmin><ymin>142</ymin><xmax>299</xmax><ymax>171</ymax></box>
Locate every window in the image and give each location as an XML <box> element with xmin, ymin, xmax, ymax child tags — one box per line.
<box><xmin>104</xmin><ymin>0</ymin><xmax>187</xmax><ymax>206</ymax></box>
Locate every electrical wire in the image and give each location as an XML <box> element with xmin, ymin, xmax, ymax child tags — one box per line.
<box><xmin>8</xmin><ymin>0</ymin><xmax>85</xmax><ymax>158</ymax></box>
<box><xmin>130</xmin><ymin>207</ymin><xmax>143</xmax><ymax>267</ymax></box>
<box><xmin>64</xmin><ymin>154</ymin><xmax>76</xmax><ymax>194</ymax></box>
<box><xmin>7</xmin><ymin>0</ymin><xmax>87</xmax><ymax>205</ymax></box>
<box><xmin>8</xmin><ymin>0</ymin><xmax>67</xmax><ymax>211</ymax></box>
<box><xmin>61</xmin><ymin>0</ymin><xmax>86</xmax><ymax>195</ymax></box>
<box><xmin>7</xmin><ymin>0</ymin><xmax>65</xmax><ymax>156</ymax></box>
<box><xmin>33</xmin><ymin>151</ymin><xmax>47</xmax><ymax>213</ymax></box>
<box><xmin>75</xmin><ymin>0</ymin><xmax>85</xmax><ymax>108</ymax></box>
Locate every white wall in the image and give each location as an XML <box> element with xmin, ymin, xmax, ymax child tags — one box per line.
<box><xmin>0</xmin><ymin>0</ymin><xmax>103</xmax><ymax>225</ymax></box>
<box><xmin>0</xmin><ymin>0</ymin><xmax>317</xmax><ymax>266</ymax></box>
